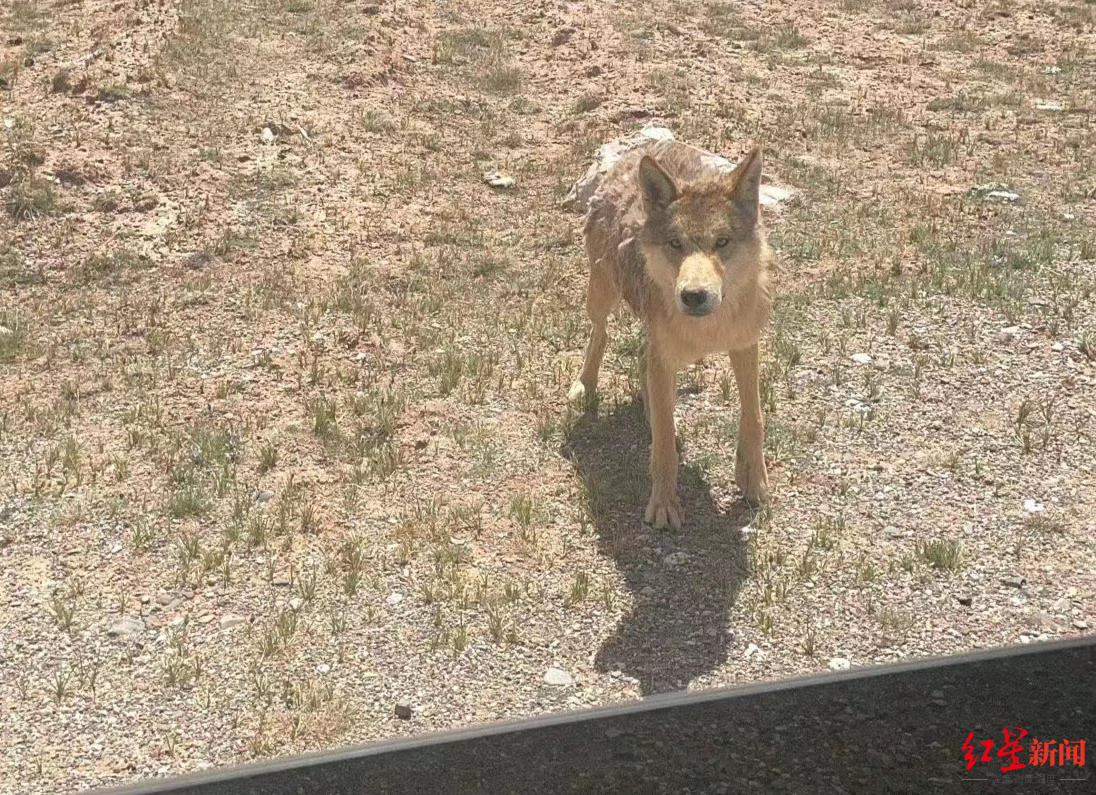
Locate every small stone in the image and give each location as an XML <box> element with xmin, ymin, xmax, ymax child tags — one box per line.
<box><xmin>255</xmin><ymin>490</ymin><xmax>275</xmax><ymax>504</ymax></box>
<box><xmin>289</xmin><ymin>597</ymin><xmax>304</xmax><ymax>611</ymax></box>
<box><xmin>386</xmin><ymin>592</ymin><xmax>404</xmax><ymax>606</ymax></box>
<box><xmin>1035</xmin><ymin>102</ymin><xmax>1063</xmax><ymax>112</ymax></box>
<box><xmin>1022</xmin><ymin>499</ymin><xmax>1045</xmax><ymax>514</ymax></box>
<box><xmin>850</xmin><ymin>353</ymin><xmax>874</xmax><ymax>365</ymax></box>
<box><xmin>483</xmin><ymin>171</ymin><xmax>516</xmax><ymax>189</ymax></box>
<box><xmin>1075</xmin><ymin>619</ymin><xmax>1089</xmax><ymax>630</ymax></box>
<box><xmin>1003</xmin><ymin>576</ymin><xmax>1026</xmax><ymax>589</ymax></box>
<box><xmin>662</xmin><ymin>552</ymin><xmax>689</xmax><ymax>567</ymax></box>
<box><xmin>829</xmin><ymin>657</ymin><xmax>851</xmax><ymax>671</ymax></box>
<box><xmin>272</xmin><ymin>577</ymin><xmax>291</xmax><ymax>587</ymax></box>
<box><xmin>107</xmin><ymin>617</ymin><xmax>145</xmax><ymax>637</ymax></box>
<box><xmin>957</xmin><ymin>596</ymin><xmax>973</xmax><ymax>607</ymax></box>
<box><xmin>156</xmin><ymin>593</ymin><xmax>174</xmax><ymax>606</ymax></box>
<box><xmin>197</xmin><ymin>614</ymin><xmax>214</xmax><ymax>624</ymax></box>
<box><xmin>1051</xmin><ymin>598</ymin><xmax>1070</xmax><ymax>613</ymax></box>
<box><xmin>220</xmin><ymin>614</ymin><xmax>246</xmax><ymax>630</ymax></box>
<box><xmin>743</xmin><ymin>643</ymin><xmax>764</xmax><ymax>660</ymax></box>
<box><xmin>1026</xmin><ymin>612</ymin><xmax>1055</xmax><ymax>630</ymax></box>
<box><xmin>544</xmin><ymin>667</ymin><xmax>574</xmax><ymax>686</ymax></box>
<box><xmin>394</xmin><ymin>701</ymin><xmax>413</xmax><ymax>719</ymax></box>
<box><xmin>316</xmin><ymin>664</ymin><xmax>330</xmax><ymax>674</ymax></box>
<box><xmin>997</xmin><ymin>326</ymin><xmax>1020</xmax><ymax>343</ymax></box>
<box><xmin>261</xmin><ymin>127</ymin><xmax>275</xmax><ymax>143</ymax></box>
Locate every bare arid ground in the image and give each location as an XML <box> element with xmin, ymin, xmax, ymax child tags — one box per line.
<box><xmin>1</xmin><ymin>0</ymin><xmax>1094</xmax><ymax>790</ymax></box>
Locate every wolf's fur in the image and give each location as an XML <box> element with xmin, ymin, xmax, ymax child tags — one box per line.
<box><xmin>569</xmin><ymin>139</ymin><xmax>775</xmax><ymax>530</ymax></box>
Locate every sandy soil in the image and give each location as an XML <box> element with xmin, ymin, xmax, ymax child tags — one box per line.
<box><xmin>1</xmin><ymin>0</ymin><xmax>1094</xmax><ymax>790</ymax></box>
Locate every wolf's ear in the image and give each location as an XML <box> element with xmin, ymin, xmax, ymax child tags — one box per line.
<box><xmin>727</xmin><ymin>146</ymin><xmax>763</xmax><ymax>228</ymax></box>
<box><xmin>638</xmin><ymin>155</ymin><xmax>678</xmax><ymax>210</ymax></box>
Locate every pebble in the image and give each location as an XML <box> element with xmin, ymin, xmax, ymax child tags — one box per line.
<box><xmin>1022</xmin><ymin>499</ymin><xmax>1045</xmax><ymax>514</ymax></box>
<box><xmin>997</xmin><ymin>326</ymin><xmax>1020</xmax><ymax>343</ymax></box>
<box><xmin>316</xmin><ymin>664</ymin><xmax>330</xmax><ymax>674</ymax></box>
<box><xmin>1051</xmin><ymin>598</ymin><xmax>1070</xmax><ymax>613</ymax></box>
<box><xmin>394</xmin><ymin>701</ymin><xmax>413</xmax><ymax>719</ymax></box>
<box><xmin>850</xmin><ymin>353</ymin><xmax>874</xmax><ymax>365</ymax></box>
<box><xmin>107</xmin><ymin>617</ymin><xmax>145</xmax><ymax>637</ymax></box>
<box><xmin>1026</xmin><ymin>612</ymin><xmax>1055</xmax><ymax>630</ymax></box>
<box><xmin>662</xmin><ymin>552</ymin><xmax>689</xmax><ymax>567</ymax></box>
<box><xmin>220</xmin><ymin>614</ymin><xmax>246</xmax><ymax>630</ymax></box>
<box><xmin>261</xmin><ymin>127</ymin><xmax>275</xmax><ymax>143</ymax></box>
<box><xmin>1003</xmin><ymin>576</ymin><xmax>1026</xmax><ymax>589</ymax></box>
<box><xmin>957</xmin><ymin>596</ymin><xmax>973</xmax><ymax>607</ymax></box>
<box><xmin>197</xmin><ymin>614</ymin><xmax>214</xmax><ymax>624</ymax></box>
<box><xmin>255</xmin><ymin>490</ymin><xmax>275</xmax><ymax>504</ymax></box>
<box><xmin>544</xmin><ymin>667</ymin><xmax>574</xmax><ymax>686</ymax></box>
<box><xmin>483</xmin><ymin>171</ymin><xmax>516</xmax><ymax>189</ymax></box>
<box><xmin>829</xmin><ymin>657</ymin><xmax>851</xmax><ymax>671</ymax></box>
<box><xmin>289</xmin><ymin>597</ymin><xmax>304</xmax><ymax>611</ymax></box>
<box><xmin>386</xmin><ymin>593</ymin><xmax>404</xmax><ymax>606</ymax></box>
<box><xmin>743</xmin><ymin>643</ymin><xmax>764</xmax><ymax>660</ymax></box>
<box><xmin>1075</xmin><ymin>619</ymin><xmax>1089</xmax><ymax>630</ymax></box>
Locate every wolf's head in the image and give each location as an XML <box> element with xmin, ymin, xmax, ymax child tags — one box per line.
<box><xmin>636</xmin><ymin>147</ymin><xmax>765</xmax><ymax>318</ymax></box>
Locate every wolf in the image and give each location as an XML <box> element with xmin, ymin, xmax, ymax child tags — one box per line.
<box><xmin>568</xmin><ymin>139</ymin><xmax>775</xmax><ymax>531</ymax></box>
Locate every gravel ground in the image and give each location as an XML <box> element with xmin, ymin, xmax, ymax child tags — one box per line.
<box><xmin>1</xmin><ymin>0</ymin><xmax>1094</xmax><ymax>791</ymax></box>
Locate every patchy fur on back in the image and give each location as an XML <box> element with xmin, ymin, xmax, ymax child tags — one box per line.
<box><xmin>583</xmin><ymin>139</ymin><xmax>775</xmax><ymax>363</ymax></box>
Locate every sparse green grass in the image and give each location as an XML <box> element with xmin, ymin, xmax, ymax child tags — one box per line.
<box><xmin>5</xmin><ymin>178</ymin><xmax>60</xmax><ymax>220</ymax></box>
<box><xmin>4</xmin><ymin>0</ymin><xmax>1095</xmax><ymax>788</ymax></box>
<box><xmin>0</xmin><ymin>309</ymin><xmax>31</xmax><ymax>362</ymax></box>
<box><xmin>915</xmin><ymin>539</ymin><xmax>962</xmax><ymax>572</ymax></box>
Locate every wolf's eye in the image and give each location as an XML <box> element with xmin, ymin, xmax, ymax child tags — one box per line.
<box><xmin>668</xmin><ymin>238</ymin><xmax>683</xmax><ymax>250</ymax></box>
<box><xmin>715</xmin><ymin>237</ymin><xmax>730</xmax><ymax>249</ymax></box>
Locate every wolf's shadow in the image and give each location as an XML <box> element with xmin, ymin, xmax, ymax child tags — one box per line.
<box><xmin>561</xmin><ymin>398</ymin><xmax>752</xmax><ymax>696</ymax></box>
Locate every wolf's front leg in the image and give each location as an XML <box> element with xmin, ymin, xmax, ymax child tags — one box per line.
<box><xmin>729</xmin><ymin>343</ymin><xmax>770</xmax><ymax>505</ymax></box>
<box><xmin>643</xmin><ymin>347</ymin><xmax>682</xmax><ymax>530</ymax></box>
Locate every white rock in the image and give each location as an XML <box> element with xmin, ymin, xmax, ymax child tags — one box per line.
<box><xmin>220</xmin><ymin>614</ymin><xmax>246</xmax><ymax>630</ymax></box>
<box><xmin>829</xmin><ymin>657</ymin><xmax>851</xmax><ymax>671</ymax></box>
<box><xmin>316</xmin><ymin>664</ymin><xmax>331</xmax><ymax>674</ymax></box>
<box><xmin>543</xmin><ymin>667</ymin><xmax>574</xmax><ymax>686</ymax></box>
<box><xmin>483</xmin><ymin>171</ymin><xmax>516</xmax><ymax>189</ymax></box>
<box><xmin>1023</xmin><ymin>499</ymin><xmax>1045</xmax><ymax>514</ymax></box>
<box><xmin>1035</xmin><ymin>102</ymin><xmax>1063</xmax><ymax>112</ymax></box>
<box><xmin>997</xmin><ymin>326</ymin><xmax>1020</xmax><ymax>343</ymax></box>
<box><xmin>261</xmin><ymin>127</ymin><xmax>275</xmax><ymax>143</ymax></box>
<box><xmin>850</xmin><ymin>353</ymin><xmax>874</xmax><ymax>365</ymax></box>
<box><xmin>107</xmin><ymin>617</ymin><xmax>145</xmax><ymax>637</ymax></box>
<box><xmin>662</xmin><ymin>552</ymin><xmax>690</xmax><ymax>567</ymax></box>
<box><xmin>386</xmin><ymin>592</ymin><xmax>404</xmax><ymax>606</ymax></box>
<box><xmin>744</xmin><ymin>643</ymin><xmax>764</xmax><ymax>660</ymax></box>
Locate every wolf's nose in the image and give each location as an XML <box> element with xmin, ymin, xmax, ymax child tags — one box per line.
<box><xmin>680</xmin><ymin>289</ymin><xmax>710</xmax><ymax>312</ymax></box>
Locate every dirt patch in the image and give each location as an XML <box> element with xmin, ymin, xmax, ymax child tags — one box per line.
<box><xmin>0</xmin><ymin>0</ymin><xmax>1093</xmax><ymax>790</ymax></box>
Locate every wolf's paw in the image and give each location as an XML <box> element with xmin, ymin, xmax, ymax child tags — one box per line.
<box><xmin>568</xmin><ymin>381</ymin><xmax>599</xmax><ymax>411</ymax></box>
<box><xmin>735</xmin><ymin>447</ymin><xmax>770</xmax><ymax>506</ymax></box>
<box><xmin>736</xmin><ymin>470</ymin><xmax>770</xmax><ymax>507</ymax></box>
<box><xmin>644</xmin><ymin>494</ymin><xmax>683</xmax><ymax>531</ymax></box>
